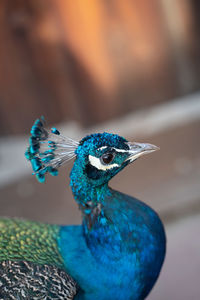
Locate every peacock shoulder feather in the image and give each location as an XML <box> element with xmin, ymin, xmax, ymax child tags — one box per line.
<box><xmin>0</xmin><ymin>218</ymin><xmax>63</xmax><ymax>268</ymax></box>
<box><xmin>0</xmin><ymin>218</ymin><xmax>78</xmax><ymax>299</ymax></box>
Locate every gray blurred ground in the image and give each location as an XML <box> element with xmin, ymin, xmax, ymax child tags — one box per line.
<box><xmin>0</xmin><ymin>99</ymin><xmax>200</xmax><ymax>299</ymax></box>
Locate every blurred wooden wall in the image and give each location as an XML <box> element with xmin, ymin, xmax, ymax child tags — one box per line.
<box><xmin>0</xmin><ymin>0</ymin><xmax>199</xmax><ymax>135</ymax></box>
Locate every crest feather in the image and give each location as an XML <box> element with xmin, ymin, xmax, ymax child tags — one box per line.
<box><xmin>25</xmin><ymin>117</ymin><xmax>78</xmax><ymax>182</ymax></box>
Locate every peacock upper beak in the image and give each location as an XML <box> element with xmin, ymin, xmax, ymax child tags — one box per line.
<box><xmin>125</xmin><ymin>142</ymin><xmax>160</xmax><ymax>163</ymax></box>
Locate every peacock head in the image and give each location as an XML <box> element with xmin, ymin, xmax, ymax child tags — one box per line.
<box><xmin>25</xmin><ymin>117</ymin><xmax>159</xmax><ymax>186</ymax></box>
<box><xmin>73</xmin><ymin>132</ymin><xmax>158</xmax><ymax>187</ymax></box>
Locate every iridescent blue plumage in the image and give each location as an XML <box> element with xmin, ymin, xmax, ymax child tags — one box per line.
<box><xmin>25</xmin><ymin>118</ymin><xmax>166</xmax><ymax>300</ymax></box>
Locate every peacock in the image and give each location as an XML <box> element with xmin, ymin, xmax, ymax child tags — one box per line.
<box><xmin>0</xmin><ymin>117</ymin><xmax>166</xmax><ymax>300</ymax></box>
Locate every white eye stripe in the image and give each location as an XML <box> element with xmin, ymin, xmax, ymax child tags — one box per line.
<box><xmin>88</xmin><ymin>155</ymin><xmax>119</xmax><ymax>171</ymax></box>
<box><xmin>114</xmin><ymin>148</ymin><xmax>127</xmax><ymax>153</ymax></box>
<box><xmin>98</xmin><ymin>146</ymin><xmax>107</xmax><ymax>151</ymax></box>
<box><xmin>98</xmin><ymin>147</ymin><xmax>127</xmax><ymax>153</ymax></box>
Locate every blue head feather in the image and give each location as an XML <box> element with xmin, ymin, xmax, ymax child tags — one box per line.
<box><xmin>70</xmin><ymin>132</ymin><xmax>132</xmax><ymax>209</ymax></box>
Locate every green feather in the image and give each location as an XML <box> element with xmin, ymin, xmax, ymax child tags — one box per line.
<box><xmin>0</xmin><ymin>218</ymin><xmax>64</xmax><ymax>268</ymax></box>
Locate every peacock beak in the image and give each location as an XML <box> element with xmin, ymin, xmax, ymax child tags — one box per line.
<box><xmin>125</xmin><ymin>142</ymin><xmax>159</xmax><ymax>163</ymax></box>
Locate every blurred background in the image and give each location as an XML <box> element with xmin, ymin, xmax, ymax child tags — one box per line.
<box><xmin>0</xmin><ymin>0</ymin><xmax>200</xmax><ymax>299</ymax></box>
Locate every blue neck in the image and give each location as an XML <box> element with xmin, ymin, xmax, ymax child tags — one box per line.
<box><xmin>59</xmin><ymin>161</ymin><xmax>166</xmax><ymax>299</ymax></box>
<box><xmin>70</xmin><ymin>159</ymin><xmax>111</xmax><ymax>210</ymax></box>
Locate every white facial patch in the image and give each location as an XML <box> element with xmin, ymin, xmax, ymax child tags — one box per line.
<box><xmin>88</xmin><ymin>155</ymin><xmax>119</xmax><ymax>171</ymax></box>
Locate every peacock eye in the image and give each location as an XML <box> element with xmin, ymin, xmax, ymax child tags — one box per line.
<box><xmin>101</xmin><ymin>152</ymin><xmax>115</xmax><ymax>165</ymax></box>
